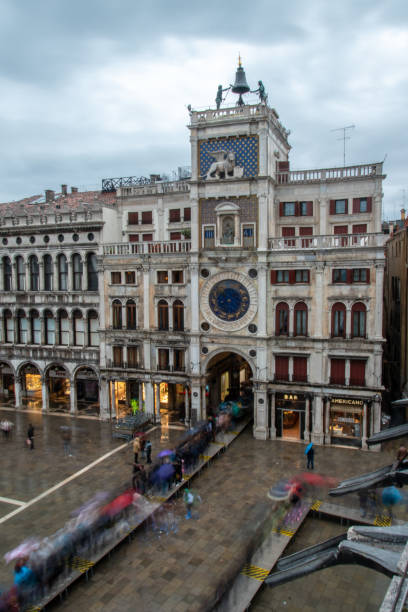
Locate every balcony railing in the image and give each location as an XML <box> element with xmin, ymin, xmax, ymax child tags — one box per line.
<box><xmin>276</xmin><ymin>162</ymin><xmax>383</xmax><ymax>184</ymax></box>
<box><xmin>268</xmin><ymin>233</ymin><xmax>385</xmax><ymax>251</ymax></box>
<box><xmin>104</xmin><ymin>240</ymin><xmax>191</xmax><ymax>256</ymax></box>
<box><xmin>116</xmin><ymin>181</ymin><xmax>190</xmax><ymax>197</ymax></box>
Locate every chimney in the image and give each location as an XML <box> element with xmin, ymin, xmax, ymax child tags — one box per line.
<box><xmin>45</xmin><ymin>189</ymin><xmax>55</xmax><ymax>203</ymax></box>
<box><xmin>401</xmin><ymin>208</ymin><xmax>406</xmax><ymax>221</ymax></box>
<box><xmin>71</xmin><ymin>187</ymin><xmax>78</xmax><ymax>193</ymax></box>
<box><xmin>61</xmin><ymin>184</ymin><xmax>68</xmax><ymax>196</ymax></box>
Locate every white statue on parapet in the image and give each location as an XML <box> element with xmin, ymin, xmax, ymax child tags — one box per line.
<box><xmin>204</xmin><ymin>150</ymin><xmax>244</xmax><ymax>180</ymax></box>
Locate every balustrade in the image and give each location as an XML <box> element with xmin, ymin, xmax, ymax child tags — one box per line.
<box><xmin>277</xmin><ymin>162</ymin><xmax>383</xmax><ymax>184</ymax></box>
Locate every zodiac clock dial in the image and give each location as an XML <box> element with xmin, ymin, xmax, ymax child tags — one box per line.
<box><xmin>209</xmin><ymin>279</ymin><xmax>250</xmax><ymax>322</ymax></box>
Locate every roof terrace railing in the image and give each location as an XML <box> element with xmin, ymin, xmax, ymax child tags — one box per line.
<box><xmin>277</xmin><ymin>162</ymin><xmax>383</xmax><ymax>184</ymax></box>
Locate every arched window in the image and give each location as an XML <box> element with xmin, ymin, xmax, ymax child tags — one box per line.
<box><xmin>3</xmin><ymin>257</ymin><xmax>12</xmax><ymax>291</ymax></box>
<box><xmin>73</xmin><ymin>310</ymin><xmax>84</xmax><ymax>346</ymax></box>
<box><xmin>275</xmin><ymin>302</ymin><xmax>289</xmax><ymax>336</ymax></box>
<box><xmin>29</xmin><ymin>255</ymin><xmax>39</xmax><ymax>291</ymax></box>
<box><xmin>173</xmin><ymin>300</ymin><xmax>184</xmax><ymax>331</ymax></box>
<box><xmin>17</xmin><ymin>310</ymin><xmax>27</xmax><ymax>344</ymax></box>
<box><xmin>44</xmin><ymin>310</ymin><xmax>55</xmax><ymax>345</ymax></box>
<box><xmin>4</xmin><ymin>310</ymin><xmax>14</xmax><ymax>343</ymax></box>
<box><xmin>30</xmin><ymin>310</ymin><xmax>41</xmax><ymax>344</ymax></box>
<box><xmin>352</xmin><ymin>302</ymin><xmax>366</xmax><ymax>338</ymax></box>
<box><xmin>57</xmin><ymin>254</ymin><xmax>68</xmax><ymax>291</ymax></box>
<box><xmin>72</xmin><ymin>254</ymin><xmax>83</xmax><ymax>291</ymax></box>
<box><xmin>112</xmin><ymin>300</ymin><xmax>122</xmax><ymax>329</ymax></box>
<box><xmin>158</xmin><ymin>300</ymin><xmax>169</xmax><ymax>330</ymax></box>
<box><xmin>126</xmin><ymin>300</ymin><xmax>136</xmax><ymax>330</ymax></box>
<box><xmin>16</xmin><ymin>256</ymin><xmax>25</xmax><ymax>291</ymax></box>
<box><xmin>331</xmin><ymin>302</ymin><xmax>346</xmax><ymax>338</ymax></box>
<box><xmin>58</xmin><ymin>310</ymin><xmax>69</xmax><ymax>345</ymax></box>
<box><xmin>294</xmin><ymin>302</ymin><xmax>308</xmax><ymax>336</ymax></box>
<box><xmin>43</xmin><ymin>254</ymin><xmax>53</xmax><ymax>291</ymax></box>
<box><xmin>87</xmin><ymin>311</ymin><xmax>99</xmax><ymax>346</ymax></box>
<box><xmin>87</xmin><ymin>253</ymin><xmax>98</xmax><ymax>291</ymax></box>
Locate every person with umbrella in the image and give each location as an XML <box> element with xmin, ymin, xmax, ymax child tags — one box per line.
<box><xmin>305</xmin><ymin>442</ymin><xmax>314</xmax><ymax>469</ymax></box>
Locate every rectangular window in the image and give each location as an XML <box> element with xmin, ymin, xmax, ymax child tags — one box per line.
<box><xmin>350</xmin><ymin>360</ymin><xmax>366</xmax><ymax>386</ymax></box>
<box><xmin>275</xmin><ymin>356</ymin><xmax>289</xmax><ymax>381</ymax></box>
<box><xmin>277</xmin><ymin>270</ymin><xmax>290</xmax><ymax>283</ymax></box>
<box><xmin>125</xmin><ymin>271</ymin><xmax>136</xmax><ymax>284</ymax></box>
<box><xmin>352</xmin><ymin>269</ymin><xmax>369</xmax><ymax>283</ymax></box>
<box><xmin>204</xmin><ymin>226</ymin><xmax>215</xmax><ymax>248</ymax></box>
<box><xmin>174</xmin><ymin>349</ymin><xmax>185</xmax><ymax>371</ymax></box>
<box><xmin>128</xmin><ymin>212</ymin><xmax>138</xmax><ymax>225</ymax></box>
<box><xmin>88</xmin><ymin>316</ymin><xmax>99</xmax><ymax>347</ymax></box>
<box><xmin>111</xmin><ymin>272</ymin><xmax>121</xmax><ymax>285</ymax></box>
<box><xmin>158</xmin><ymin>348</ymin><xmax>170</xmax><ymax>370</ymax></box>
<box><xmin>113</xmin><ymin>346</ymin><xmax>123</xmax><ymax>368</ymax></box>
<box><xmin>352</xmin><ymin>197</ymin><xmax>372</xmax><ymax>213</ymax></box>
<box><xmin>281</xmin><ymin>202</ymin><xmax>296</xmax><ymax>216</ymax></box>
<box><xmin>32</xmin><ymin>317</ymin><xmax>41</xmax><ymax>345</ymax></box>
<box><xmin>141</xmin><ymin>211</ymin><xmax>152</xmax><ymax>224</ymax></box>
<box><xmin>330</xmin><ymin>199</ymin><xmax>348</xmax><ymax>214</ymax></box>
<box><xmin>293</xmin><ymin>356</ymin><xmax>307</xmax><ymax>382</ymax></box>
<box><xmin>129</xmin><ymin>234</ymin><xmax>139</xmax><ymax>242</ymax></box>
<box><xmin>333</xmin><ymin>269</ymin><xmax>347</xmax><ymax>283</ymax></box>
<box><xmin>295</xmin><ymin>270</ymin><xmax>310</xmax><ymax>283</ymax></box>
<box><xmin>157</xmin><ymin>271</ymin><xmax>168</xmax><ymax>283</ymax></box>
<box><xmin>183</xmin><ymin>207</ymin><xmax>191</xmax><ymax>221</ymax></box>
<box><xmin>330</xmin><ymin>359</ymin><xmax>345</xmax><ymax>385</ymax></box>
<box><xmin>242</xmin><ymin>224</ymin><xmax>254</xmax><ymax>248</ymax></box>
<box><xmin>60</xmin><ymin>317</ymin><xmax>69</xmax><ymax>346</ymax></box>
<box><xmin>299</xmin><ymin>201</ymin><xmax>313</xmax><ymax>216</ymax></box>
<box><xmin>282</xmin><ymin>226</ymin><xmax>296</xmax><ymax>247</ymax></box>
<box><xmin>300</xmin><ymin>226</ymin><xmax>313</xmax><ymax>248</ymax></box>
<box><xmin>127</xmin><ymin>346</ymin><xmax>138</xmax><ymax>368</ymax></box>
<box><xmin>352</xmin><ymin>224</ymin><xmax>367</xmax><ymax>234</ymax></box>
<box><xmin>170</xmin><ymin>231</ymin><xmax>181</xmax><ymax>240</ymax></box>
<box><xmin>142</xmin><ymin>233</ymin><xmax>153</xmax><ymax>242</ymax></box>
<box><xmin>172</xmin><ymin>270</ymin><xmax>184</xmax><ymax>284</ymax></box>
<box><xmin>169</xmin><ymin>209</ymin><xmax>181</xmax><ymax>222</ymax></box>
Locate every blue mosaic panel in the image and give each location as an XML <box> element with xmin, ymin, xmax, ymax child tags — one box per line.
<box><xmin>199</xmin><ymin>136</ymin><xmax>259</xmax><ymax>178</ymax></box>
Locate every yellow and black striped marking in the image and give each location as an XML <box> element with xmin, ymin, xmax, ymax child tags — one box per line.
<box><xmin>212</xmin><ymin>441</ymin><xmax>225</xmax><ymax>446</ymax></box>
<box><xmin>70</xmin><ymin>556</ymin><xmax>95</xmax><ymax>573</ymax></box>
<box><xmin>271</xmin><ymin>527</ymin><xmax>295</xmax><ymax>537</ymax></box>
<box><xmin>310</xmin><ymin>500</ymin><xmax>322</xmax><ymax>511</ymax></box>
<box><xmin>374</xmin><ymin>515</ymin><xmax>392</xmax><ymax>527</ymax></box>
<box><xmin>241</xmin><ymin>564</ymin><xmax>270</xmax><ymax>581</ymax></box>
<box><xmin>200</xmin><ymin>455</ymin><xmax>212</xmax><ymax>461</ymax></box>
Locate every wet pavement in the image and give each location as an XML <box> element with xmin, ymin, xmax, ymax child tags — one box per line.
<box><xmin>0</xmin><ymin>406</ymin><xmax>405</xmax><ymax>610</ymax></box>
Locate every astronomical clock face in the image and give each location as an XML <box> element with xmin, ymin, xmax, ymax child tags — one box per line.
<box><xmin>201</xmin><ymin>272</ymin><xmax>258</xmax><ymax>332</ymax></box>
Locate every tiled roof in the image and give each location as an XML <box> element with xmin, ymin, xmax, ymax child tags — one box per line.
<box><xmin>0</xmin><ymin>190</ymin><xmax>116</xmax><ymax>217</ymax></box>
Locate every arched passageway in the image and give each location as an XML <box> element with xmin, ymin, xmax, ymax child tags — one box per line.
<box><xmin>47</xmin><ymin>365</ymin><xmax>70</xmax><ymax>412</ymax></box>
<box><xmin>205</xmin><ymin>352</ymin><xmax>253</xmax><ymax>416</ymax></box>
<box><xmin>0</xmin><ymin>362</ymin><xmax>14</xmax><ymax>406</ymax></box>
<box><xmin>20</xmin><ymin>363</ymin><xmax>42</xmax><ymax>410</ymax></box>
<box><xmin>75</xmin><ymin>367</ymin><xmax>99</xmax><ymax>416</ymax></box>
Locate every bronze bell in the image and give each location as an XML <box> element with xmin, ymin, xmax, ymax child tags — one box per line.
<box><xmin>231</xmin><ymin>57</ymin><xmax>250</xmax><ymax>106</ymax></box>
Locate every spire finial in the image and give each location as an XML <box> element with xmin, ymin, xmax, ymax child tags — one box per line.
<box><xmin>238</xmin><ymin>53</ymin><xmax>242</xmax><ymax>68</ymax></box>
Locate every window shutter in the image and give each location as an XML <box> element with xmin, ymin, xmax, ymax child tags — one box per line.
<box><xmin>129</xmin><ymin>234</ymin><xmax>139</xmax><ymax>242</ymax></box>
<box><xmin>331</xmin><ymin>359</ymin><xmax>345</xmax><ymax>385</ymax></box>
<box><xmin>128</xmin><ymin>212</ymin><xmax>138</xmax><ymax>224</ymax></box>
<box><xmin>293</xmin><ymin>357</ymin><xmax>307</xmax><ymax>382</ymax></box>
<box><xmin>276</xmin><ymin>356</ymin><xmax>289</xmax><ymax>381</ymax></box>
<box><xmin>289</xmin><ymin>270</ymin><xmax>295</xmax><ymax>284</ymax></box>
<box><xmin>282</xmin><ymin>227</ymin><xmax>295</xmax><ymax>236</ymax></box>
<box><xmin>350</xmin><ymin>360</ymin><xmax>366</xmax><ymax>386</ymax></box>
<box><xmin>299</xmin><ymin>227</ymin><xmax>313</xmax><ymax>236</ymax></box>
<box><xmin>279</xmin><ymin>202</ymin><xmax>284</xmax><ymax>217</ymax></box>
<box><xmin>330</xmin><ymin>200</ymin><xmax>335</xmax><ymax>215</ymax></box>
<box><xmin>270</xmin><ymin>270</ymin><xmax>277</xmax><ymax>284</ymax></box>
<box><xmin>334</xmin><ymin>225</ymin><xmax>348</xmax><ymax>235</ymax></box>
<box><xmin>353</xmin><ymin>198</ymin><xmax>359</xmax><ymax>213</ymax></box>
<box><xmin>295</xmin><ymin>201</ymin><xmax>300</xmax><ymax>217</ymax></box>
<box><xmin>346</xmin><ymin>269</ymin><xmax>353</xmax><ymax>284</ymax></box>
<box><xmin>183</xmin><ymin>207</ymin><xmax>191</xmax><ymax>221</ymax></box>
<box><xmin>345</xmin><ymin>200</ymin><xmax>349</xmax><ymax>214</ymax></box>
<box><xmin>306</xmin><ymin>201</ymin><xmax>313</xmax><ymax>216</ymax></box>
<box><xmin>366</xmin><ymin>197</ymin><xmax>372</xmax><ymax>212</ymax></box>
<box><xmin>353</xmin><ymin>224</ymin><xmax>367</xmax><ymax>234</ymax></box>
<box><xmin>366</xmin><ymin>268</ymin><xmax>370</xmax><ymax>284</ymax></box>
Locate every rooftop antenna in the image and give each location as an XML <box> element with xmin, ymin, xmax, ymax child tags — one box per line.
<box><xmin>331</xmin><ymin>124</ymin><xmax>355</xmax><ymax>167</ymax></box>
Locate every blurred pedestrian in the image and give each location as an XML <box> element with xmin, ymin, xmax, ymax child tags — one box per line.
<box><xmin>183</xmin><ymin>488</ymin><xmax>194</xmax><ymax>519</ymax></box>
<box><xmin>140</xmin><ymin>437</ymin><xmax>146</xmax><ymax>461</ymax></box>
<box><xmin>145</xmin><ymin>439</ymin><xmax>152</xmax><ymax>464</ymax></box>
<box><xmin>1</xmin><ymin>419</ymin><xmax>12</xmax><ymax>439</ymax></box>
<box><xmin>61</xmin><ymin>427</ymin><xmax>73</xmax><ymax>457</ymax></box>
<box><xmin>133</xmin><ymin>435</ymin><xmax>141</xmax><ymax>463</ymax></box>
<box><xmin>392</xmin><ymin>446</ymin><xmax>408</xmax><ymax>470</ymax></box>
<box><xmin>306</xmin><ymin>443</ymin><xmax>314</xmax><ymax>469</ymax></box>
<box><xmin>27</xmin><ymin>424</ymin><xmax>34</xmax><ymax>450</ymax></box>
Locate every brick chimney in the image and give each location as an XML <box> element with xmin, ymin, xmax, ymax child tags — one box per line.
<box><xmin>61</xmin><ymin>184</ymin><xmax>68</xmax><ymax>196</ymax></box>
<box><xmin>401</xmin><ymin>208</ymin><xmax>406</xmax><ymax>221</ymax></box>
<box><xmin>71</xmin><ymin>187</ymin><xmax>78</xmax><ymax>193</ymax></box>
<box><xmin>45</xmin><ymin>189</ymin><xmax>55</xmax><ymax>202</ymax></box>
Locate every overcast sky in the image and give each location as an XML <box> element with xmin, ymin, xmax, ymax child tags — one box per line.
<box><xmin>1</xmin><ymin>0</ymin><xmax>407</xmax><ymax>218</ymax></box>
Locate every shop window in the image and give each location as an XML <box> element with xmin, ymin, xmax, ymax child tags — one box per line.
<box><xmin>158</xmin><ymin>300</ymin><xmax>169</xmax><ymax>330</ymax></box>
<box><xmin>333</xmin><ymin>269</ymin><xmax>348</xmax><ymax>283</ymax></box>
<box><xmin>330</xmin><ymin>358</ymin><xmax>345</xmax><ymax>385</ymax></box>
<box><xmin>16</xmin><ymin>256</ymin><xmax>25</xmax><ymax>291</ymax></box>
<box><xmin>44</xmin><ymin>310</ymin><xmax>55</xmax><ymax>345</ymax></box>
<box><xmin>276</xmin><ymin>302</ymin><xmax>289</xmax><ymax>336</ymax></box>
<box><xmin>351</xmin><ymin>302</ymin><xmax>366</xmax><ymax>338</ymax></box>
<box><xmin>300</xmin><ymin>226</ymin><xmax>313</xmax><ymax>248</ymax></box>
<box><xmin>125</xmin><ymin>271</ymin><xmax>135</xmax><ymax>284</ymax></box>
<box><xmin>275</xmin><ymin>356</ymin><xmax>289</xmax><ymax>381</ymax></box>
<box><xmin>350</xmin><ymin>360</ymin><xmax>366</xmax><ymax>386</ymax></box>
<box><xmin>157</xmin><ymin>270</ymin><xmax>168</xmax><ymax>283</ymax></box>
<box><xmin>169</xmin><ymin>209</ymin><xmax>181</xmax><ymax>222</ymax></box>
<box><xmin>4</xmin><ymin>310</ymin><xmax>13</xmax><ymax>343</ymax></box>
<box><xmin>295</xmin><ymin>270</ymin><xmax>310</xmax><ymax>283</ymax></box>
<box><xmin>330</xmin><ymin>199</ymin><xmax>348</xmax><ymax>215</ymax></box>
<box><xmin>87</xmin><ymin>253</ymin><xmax>98</xmax><ymax>291</ymax></box>
<box><xmin>352</xmin><ymin>269</ymin><xmax>369</xmax><ymax>283</ymax></box>
<box><xmin>173</xmin><ymin>300</ymin><xmax>184</xmax><ymax>331</ymax></box>
<box><xmin>113</xmin><ymin>346</ymin><xmax>123</xmax><ymax>367</ymax></box>
<box><xmin>112</xmin><ymin>300</ymin><xmax>122</xmax><ymax>330</ymax></box>
<box><xmin>126</xmin><ymin>300</ymin><xmax>137</xmax><ymax>330</ymax></box>
<box><xmin>111</xmin><ymin>271</ymin><xmax>121</xmax><ymax>285</ymax></box>
<box><xmin>30</xmin><ymin>310</ymin><xmax>41</xmax><ymax>344</ymax></box>
<box><xmin>127</xmin><ymin>346</ymin><xmax>138</xmax><ymax>368</ymax></box>
<box><xmin>72</xmin><ymin>254</ymin><xmax>83</xmax><ymax>291</ymax></box>
<box><xmin>29</xmin><ymin>255</ymin><xmax>39</xmax><ymax>291</ymax></box>
<box><xmin>204</xmin><ymin>226</ymin><xmax>215</xmax><ymax>248</ymax></box>
<box><xmin>73</xmin><ymin>310</ymin><xmax>84</xmax><ymax>346</ymax></box>
<box><xmin>88</xmin><ymin>311</ymin><xmax>99</xmax><ymax>346</ymax></box>
<box><xmin>184</xmin><ymin>207</ymin><xmax>191</xmax><ymax>221</ymax></box>
<box><xmin>128</xmin><ymin>212</ymin><xmax>138</xmax><ymax>225</ymax></box>
<box><xmin>352</xmin><ymin>197</ymin><xmax>372</xmax><ymax>213</ymax></box>
<box><xmin>293</xmin><ymin>356</ymin><xmax>307</xmax><ymax>382</ymax></box>
<box><xmin>172</xmin><ymin>270</ymin><xmax>184</xmax><ymax>284</ymax></box>
<box><xmin>141</xmin><ymin>211</ymin><xmax>152</xmax><ymax>224</ymax></box>
<box><xmin>158</xmin><ymin>348</ymin><xmax>170</xmax><ymax>370</ymax></box>
<box><xmin>57</xmin><ymin>254</ymin><xmax>68</xmax><ymax>291</ymax></box>
<box><xmin>282</xmin><ymin>227</ymin><xmax>295</xmax><ymax>247</ymax></box>
<box><xmin>331</xmin><ymin>303</ymin><xmax>346</xmax><ymax>338</ymax></box>
<box><xmin>243</xmin><ymin>225</ymin><xmax>254</xmax><ymax>247</ymax></box>
<box><xmin>58</xmin><ymin>310</ymin><xmax>69</xmax><ymax>345</ymax></box>
<box><xmin>330</xmin><ymin>407</ymin><xmax>362</xmax><ymax>442</ymax></box>
<box><xmin>174</xmin><ymin>349</ymin><xmax>185</xmax><ymax>371</ymax></box>
<box><xmin>44</xmin><ymin>254</ymin><xmax>53</xmax><ymax>291</ymax></box>
<box><xmin>3</xmin><ymin>257</ymin><xmax>12</xmax><ymax>291</ymax></box>
<box><xmin>17</xmin><ymin>310</ymin><xmax>28</xmax><ymax>344</ymax></box>
<box><xmin>294</xmin><ymin>302</ymin><xmax>308</xmax><ymax>336</ymax></box>
<box><xmin>170</xmin><ymin>231</ymin><xmax>181</xmax><ymax>240</ymax></box>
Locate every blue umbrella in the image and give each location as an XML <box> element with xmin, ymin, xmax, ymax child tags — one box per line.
<box><xmin>304</xmin><ymin>443</ymin><xmax>313</xmax><ymax>455</ymax></box>
<box><xmin>382</xmin><ymin>486</ymin><xmax>402</xmax><ymax>507</ymax></box>
<box><xmin>158</xmin><ymin>449</ymin><xmax>173</xmax><ymax>458</ymax></box>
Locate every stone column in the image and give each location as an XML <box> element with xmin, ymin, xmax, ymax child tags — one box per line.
<box><xmin>155</xmin><ymin>382</ymin><xmax>161</xmax><ymax>424</ymax></box>
<box><xmin>304</xmin><ymin>395</ymin><xmax>311</xmax><ymax>441</ymax></box>
<box><xmin>346</xmin><ymin>306</ymin><xmax>352</xmax><ymax>339</ymax></box>
<box><xmin>190</xmin><ymin>384</ymin><xmax>201</xmax><ymax>424</ymax></box>
<box><xmin>190</xmin><ymin>262</ymin><xmax>199</xmax><ymax>333</ymax></box>
<box><xmin>41</xmin><ymin>376</ymin><xmax>49</xmax><ymax>413</ymax></box>
<box><xmin>319</xmin><ymin>198</ymin><xmax>328</xmax><ymax>235</ymax></box>
<box><xmin>14</xmin><ymin>375</ymin><xmax>22</xmax><ymax>408</ymax></box>
<box><xmin>288</xmin><ymin>356</ymin><xmax>294</xmax><ymax>382</ymax></box>
<box><xmin>111</xmin><ymin>381</ymin><xmax>117</xmax><ymax>419</ymax></box>
<box><xmin>362</xmin><ymin>402</ymin><xmax>368</xmax><ymax>449</ymax></box>
<box><xmin>144</xmin><ymin>381</ymin><xmax>154</xmax><ymax>419</ymax></box>
<box><xmin>53</xmin><ymin>259</ymin><xmax>59</xmax><ymax>291</ymax></box>
<box><xmin>143</xmin><ymin>266</ymin><xmax>150</xmax><ymax>330</ymax></box>
<box><xmin>24</xmin><ymin>261</ymin><xmax>29</xmax><ymax>292</ymax></box>
<box><xmin>138</xmin><ymin>382</ymin><xmax>144</xmax><ymax>413</ymax></box>
<box><xmin>258</xmin><ymin>193</ymin><xmax>268</xmax><ymax>250</ymax></box>
<box><xmin>288</xmin><ymin>304</ymin><xmax>294</xmax><ymax>337</ymax></box>
<box><xmin>370</xmin><ymin>396</ymin><xmax>382</xmax><ymax>452</ymax></box>
<box><xmin>39</xmin><ymin>260</ymin><xmax>44</xmax><ymax>291</ymax></box>
<box><xmin>374</xmin><ymin>264</ymin><xmax>385</xmax><ymax>340</ymax></box>
<box><xmin>254</xmin><ymin>385</ymin><xmax>268</xmax><ymax>440</ymax></box>
<box><xmin>345</xmin><ymin>360</ymin><xmax>350</xmax><ymax>386</ymax></box>
<box><xmin>0</xmin><ymin>261</ymin><xmax>3</xmax><ymax>292</ymax></box>
<box><xmin>314</xmin><ymin>263</ymin><xmax>324</xmax><ymax>338</ymax></box>
<box><xmin>324</xmin><ymin>397</ymin><xmax>331</xmax><ymax>444</ymax></box>
<box><xmin>201</xmin><ymin>384</ymin><xmax>207</xmax><ymax>421</ymax></box>
<box><xmin>99</xmin><ymin>378</ymin><xmax>110</xmax><ymax>420</ymax></box>
<box><xmin>70</xmin><ymin>377</ymin><xmax>77</xmax><ymax>415</ymax></box>
<box><xmin>184</xmin><ymin>385</ymin><xmax>190</xmax><ymax>426</ymax></box>
<box><xmin>269</xmin><ymin>391</ymin><xmax>277</xmax><ymax>439</ymax></box>
<box><xmin>257</xmin><ymin>263</ymin><xmax>267</xmax><ymax>335</ymax></box>
<box><xmin>67</xmin><ymin>260</ymin><xmax>73</xmax><ymax>292</ymax></box>
<box><xmin>311</xmin><ymin>395</ymin><xmax>324</xmax><ymax>444</ymax></box>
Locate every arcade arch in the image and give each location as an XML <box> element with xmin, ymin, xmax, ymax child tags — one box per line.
<box><xmin>204</xmin><ymin>351</ymin><xmax>254</xmax><ymax>415</ymax></box>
